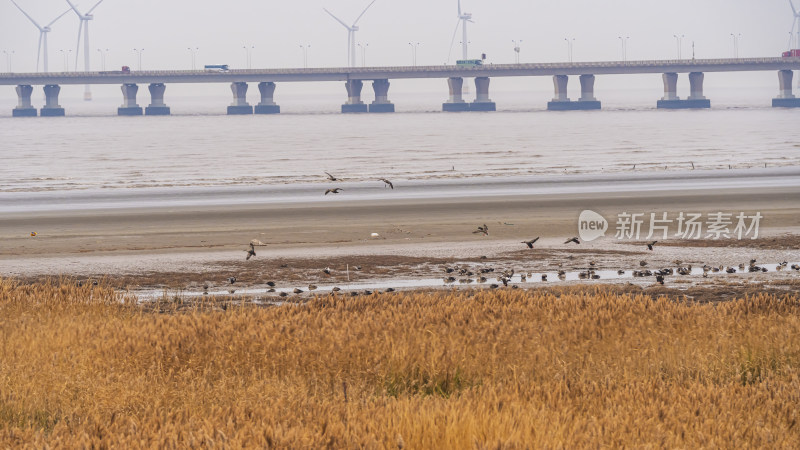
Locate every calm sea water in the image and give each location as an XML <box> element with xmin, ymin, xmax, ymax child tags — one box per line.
<box><xmin>1</xmin><ymin>85</ymin><xmax>798</xmax><ymax>195</ymax></box>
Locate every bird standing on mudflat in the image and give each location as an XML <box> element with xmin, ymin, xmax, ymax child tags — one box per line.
<box><xmin>647</xmin><ymin>241</ymin><xmax>658</xmax><ymax>251</ymax></box>
<box><xmin>379</xmin><ymin>178</ymin><xmax>394</xmax><ymax>189</ymax></box>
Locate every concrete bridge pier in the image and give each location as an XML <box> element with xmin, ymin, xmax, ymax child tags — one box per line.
<box><xmin>773</xmin><ymin>70</ymin><xmax>800</xmax><ymax>107</ymax></box>
<box><xmin>118</xmin><ymin>84</ymin><xmax>143</xmax><ymax>116</ymax></box>
<box><xmin>686</xmin><ymin>72</ymin><xmax>711</xmax><ymax>108</ymax></box>
<box><xmin>443</xmin><ymin>77</ymin><xmax>470</xmax><ymax>112</ymax></box>
<box><xmin>657</xmin><ymin>72</ymin><xmax>710</xmax><ymax>109</ymax></box>
<box><xmin>255</xmin><ymin>82</ymin><xmax>280</xmax><ymax>114</ymax></box>
<box><xmin>41</xmin><ymin>85</ymin><xmax>65</xmax><ymax>117</ymax></box>
<box><xmin>578</xmin><ymin>75</ymin><xmax>602</xmax><ymax>109</ymax></box>
<box><xmin>369</xmin><ymin>79</ymin><xmax>395</xmax><ymax>113</ymax></box>
<box><xmin>471</xmin><ymin>77</ymin><xmax>496</xmax><ymax>111</ymax></box>
<box><xmin>145</xmin><ymin>83</ymin><xmax>170</xmax><ymax>116</ymax></box>
<box><xmin>548</xmin><ymin>75</ymin><xmax>601</xmax><ymax>110</ymax></box>
<box><xmin>657</xmin><ymin>72</ymin><xmax>680</xmax><ymax>108</ymax></box>
<box><xmin>13</xmin><ymin>85</ymin><xmax>37</xmax><ymax>117</ymax></box>
<box><xmin>228</xmin><ymin>82</ymin><xmax>253</xmax><ymax>115</ymax></box>
<box><xmin>547</xmin><ymin>75</ymin><xmax>571</xmax><ymax>110</ymax></box>
<box><xmin>342</xmin><ymin>80</ymin><xmax>368</xmax><ymax>113</ymax></box>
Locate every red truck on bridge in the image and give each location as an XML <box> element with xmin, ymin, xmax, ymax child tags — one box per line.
<box><xmin>782</xmin><ymin>49</ymin><xmax>800</xmax><ymax>57</ymax></box>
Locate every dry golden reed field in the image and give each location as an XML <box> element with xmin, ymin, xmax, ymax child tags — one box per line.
<box><xmin>0</xmin><ymin>279</ymin><xmax>798</xmax><ymax>448</ymax></box>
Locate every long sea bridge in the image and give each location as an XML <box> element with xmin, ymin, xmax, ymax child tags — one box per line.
<box><xmin>2</xmin><ymin>57</ymin><xmax>800</xmax><ymax>116</ymax></box>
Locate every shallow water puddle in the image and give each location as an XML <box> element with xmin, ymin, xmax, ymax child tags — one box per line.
<box><xmin>132</xmin><ymin>261</ymin><xmax>800</xmax><ymax>302</ymax></box>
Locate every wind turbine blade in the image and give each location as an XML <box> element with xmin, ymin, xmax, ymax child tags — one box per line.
<box><xmin>323</xmin><ymin>8</ymin><xmax>351</xmax><ymax>29</ymax></box>
<box><xmin>791</xmin><ymin>0</ymin><xmax>798</xmax><ymax>17</ymax></box>
<box><xmin>65</xmin><ymin>0</ymin><xmax>82</xmax><ymax>17</ymax></box>
<box><xmin>446</xmin><ymin>18</ymin><xmax>461</xmax><ymax>64</ymax></box>
<box><xmin>46</xmin><ymin>8</ymin><xmax>73</xmax><ymax>28</ymax></box>
<box><xmin>352</xmin><ymin>0</ymin><xmax>378</xmax><ymax>26</ymax></box>
<box><xmin>87</xmin><ymin>0</ymin><xmax>105</xmax><ymax>15</ymax></box>
<box><xmin>36</xmin><ymin>32</ymin><xmax>42</xmax><ymax>72</ymax></box>
<box><xmin>10</xmin><ymin>0</ymin><xmax>43</xmax><ymax>30</ymax></box>
<box><xmin>75</xmin><ymin>22</ymin><xmax>83</xmax><ymax>69</ymax></box>
<box><xmin>458</xmin><ymin>0</ymin><xmax>462</xmax><ymax>16</ymax></box>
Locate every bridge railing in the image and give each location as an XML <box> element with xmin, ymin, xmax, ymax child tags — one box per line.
<box><xmin>0</xmin><ymin>57</ymin><xmax>797</xmax><ymax>79</ymax></box>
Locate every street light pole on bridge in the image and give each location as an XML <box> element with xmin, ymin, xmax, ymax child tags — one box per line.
<box><xmin>408</xmin><ymin>42</ymin><xmax>420</xmax><ymax>66</ymax></box>
<box><xmin>96</xmin><ymin>48</ymin><xmax>108</xmax><ymax>71</ymax></box>
<box><xmin>2</xmin><ymin>50</ymin><xmax>13</xmax><ymax>72</ymax></box>
<box><xmin>673</xmin><ymin>34</ymin><xmax>685</xmax><ymax>59</ymax></box>
<box><xmin>243</xmin><ymin>45</ymin><xmax>254</xmax><ymax>69</ymax></box>
<box><xmin>358</xmin><ymin>43</ymin><xmax>368</xmax><ymax>67</ymax></box>
<box><xmin>187</xmin><ymin>47</ymin><xmax>199</xmax><ymax>70</ymax></box>
<box><xmin>564</xmin><ymin>38</ymin><xmax>575</xmax><ymax>63</ymax></box>
<box><xmin>618</xmin><ymin>36</ymin><xmax>629</xmax><ymax>62</ymax></box>
<box><xmin>299</xmin><ymin>44</ymin><xmax>310</xmax><ymax>69</ymax></box>
<box><xmin>730</xmin><ymin>33</ymin><xmax>742</xmax><ymax>59</ymax></box>
<box><xmin>133</xmin><ymin>48</ymin><xmax>144</xmax><ymax>70</ymax></box>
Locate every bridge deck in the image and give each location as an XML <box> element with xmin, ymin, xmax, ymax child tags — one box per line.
<box><xmin>1</xmin><ymin>58</ymin><xmax>799</xmax><ymax>86</ymax></box>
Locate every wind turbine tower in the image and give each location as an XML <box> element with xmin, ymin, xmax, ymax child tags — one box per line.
<box><xmin>791</xmin><ymin>0</ymin><xmax>800</xmax><ymax>49</ymax></box>
<box><xmin>9</xmin><ymin>0</ymin><xmax>71</xmax><ymax>72</ymax></box>
<box><xmin>791</xmin><ymin>0</ymin><xmax>800</xmax><ymax>87</ymax></box>
<box><xmin>66</xmin><ymin>0</ymin><xmax>105</xmax><ymax>100</ymax></box>
<box><xmin>458</xmin><ymin>0</ymin><xmax>473</xmax><ymax>60</ymax></box>
<box><xmin>324</xmin><ymin>0</ymin><xmax>378</xmax><ymax>68</ymax></box>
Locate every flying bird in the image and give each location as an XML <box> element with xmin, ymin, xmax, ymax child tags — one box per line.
<box><xmin>325</xmin><ymin>188</ymin><xmax>343</xmax><ymax>195</ymax></box>
<box><xmin>646</xmin><ymin>241</ymin><xmax>658</xmax><ymax>251</ymax></box>
<box><xmin>379</xmin><ymin>178</ymin><xmax>394</xmax><ymax>189</ymax></box>
<box><xmin>324</xmin><ymin>171</ymin><xmax>341</xmax><ymax>181</ymax></box>
<box><xmin>473</xmin><ymin>224</ymin><xmax>489</xmax><ymax>236</ymax></box>
<box><xmin>564</xmin><ymin>237</ymin><xmax>580</xmax><ymax>245</ymax></box>
<box><xmin>521</xmin><ymin>237</ymin><xmax>540</xmax><ymax>248</ymax></box>
<box><xmin>245</xmin><ymin>243</ymin><xmax>256</xmax><ymax>260</ymax></box>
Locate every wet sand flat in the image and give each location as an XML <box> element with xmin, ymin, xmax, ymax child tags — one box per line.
<box><xmin>1</xmin><ymin>170</ymin><xmax>798</xmax><ymax>283</ymax></box>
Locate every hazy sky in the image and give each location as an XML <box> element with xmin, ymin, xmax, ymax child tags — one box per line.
<box><xmin>0</xmin><ymin>0</ymin><xmax>795</xmax><ymax>73</ymax></box>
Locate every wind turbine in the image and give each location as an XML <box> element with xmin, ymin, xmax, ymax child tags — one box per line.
<box><xmin>66</xmin><ymin>0</ymin><xmax>105</xmax><ymax>100</ymax></box>
<box><xmin>323</xmin><ymin>0</ymin><xmax>378</xmax><ymax>68</ymax></box>
<box><xmin>448</xmin><ymin>0</ymin><xmax>474</xmax><ymax>63</ymax></box>
<box><xmin>9</xmin><ymin>0</ymin><xmax>72</xmax><ymax>72</ymax></box>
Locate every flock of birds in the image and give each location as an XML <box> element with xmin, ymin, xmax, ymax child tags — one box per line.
<box><xmin>207</xmin><ymin>263</ymin><xmax>393</xmax><ymax>298</ymax></box>
<box><xmin>229</xmin><ymin>218</ymin><xmax>799</xmax><ymax>297</ymax></box>
<box><xmin>215</xmin><ymin>172</ymin><xmax>798</xmax><ymax>296</ymax></box>
<box><xmin>439</xmin><ymin>256</ymin><xmax>798</xmax><ymax>289</ymax></box>
<box><xmin>323</xmin><ymin>171</ymin><xmax>393</xmax><ymax>195</ymax></box>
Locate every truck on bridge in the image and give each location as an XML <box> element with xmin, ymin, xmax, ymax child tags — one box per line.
<box><xmin>99</xmin><ymin>66</ymin><xmax>130</xmax><ymax>75</ymax></box>
<box><xmin>782</xmin><ymin>49</ymin><xmax>800</xmax><ymax>58</ymax></box>
<box><xmin>204</xmin><ymin>64</ymin><xmax>230</xmax><ymax>72</ymax></box>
